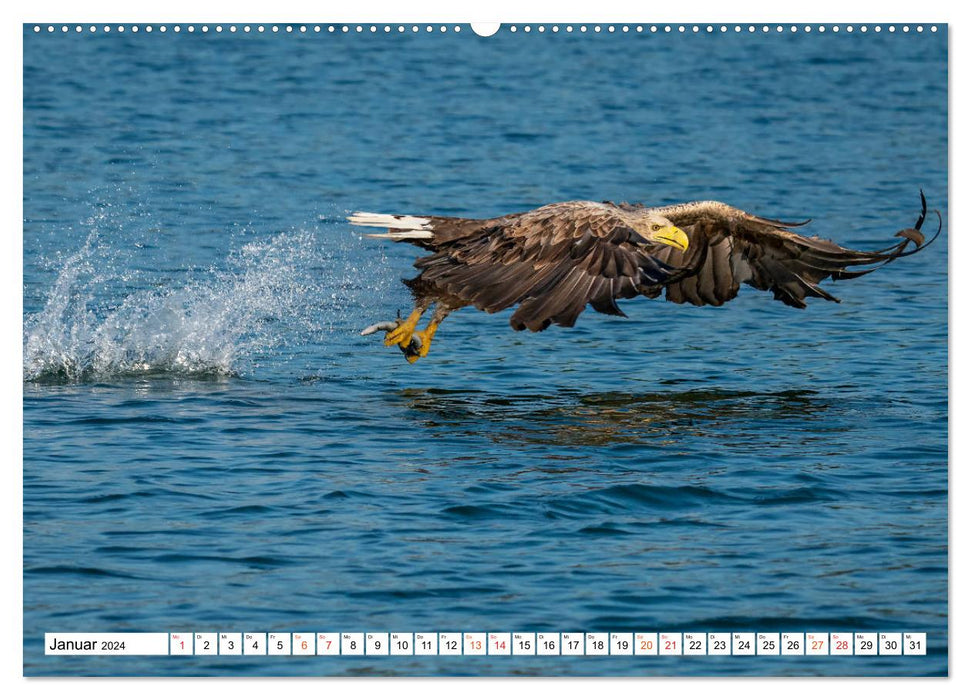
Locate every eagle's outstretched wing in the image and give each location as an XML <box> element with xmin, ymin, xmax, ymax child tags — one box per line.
<box><xmin>413</xmin><ymin>202</ymin><xmax>678</xmax><ymax>331</ymax></box>
<box><xmin>646</xmin><ymin>193</ymin><xmax>940</xmax><ymax>309</ymax></box>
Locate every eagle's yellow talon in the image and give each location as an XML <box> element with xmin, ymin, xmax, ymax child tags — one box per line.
<box><xmin>412</xmin><ymin>331</ymin><xmax>432</xmax><ymax>358</ymax></box>
<box><xmin>400</xmin><ymin>321</ymin><xmax>440</xmax><ymax>363</ymax></box>
<box><xmin>383</xmin><ymin>324</ymin><xmax>411</xmax><ymax>347</ymax></box>
<box><xmin>383</xmin><ymin>309</ymin><xmax>423</xmax><ymax>348</ymax></box>
<box><xmin>415</xmin><ymin>322</ymin><xmax>440</xmax><ymax>358</ymax></box>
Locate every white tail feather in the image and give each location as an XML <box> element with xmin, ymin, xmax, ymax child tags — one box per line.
<box><xmin>363</xmin><ymin>231</ymin><xmax>435</xmax><ymax>240</ymax></box>
<box><xmin>348</xmin><ymin>211</ymin><xmax>435</xmax><ymax>241</ymax></box>
<box><xmin>348</xmin><ymin>212</ymin><xmax>432</xmax><ymax>229</ymax></box>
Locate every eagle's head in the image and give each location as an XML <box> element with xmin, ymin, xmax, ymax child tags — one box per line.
<box><xmin>641</xmin><ymin>213</ymin><xmax>689</xmax><ymax>252</ymax></box>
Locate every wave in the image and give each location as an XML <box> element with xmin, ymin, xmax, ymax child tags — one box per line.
<box><xmin>23</xmin><ymin>230</ymin><xmax>329</xmax><ymax>381</ymax></box>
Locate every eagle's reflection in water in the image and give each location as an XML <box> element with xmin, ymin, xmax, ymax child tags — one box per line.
<box><xmin>394</xmin><ymin>386</ymin><xmax>832</xmax><ymax>451</ymax></box>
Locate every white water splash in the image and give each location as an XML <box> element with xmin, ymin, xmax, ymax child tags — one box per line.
<box><xmin>23</xmin><ymin>231</ymin><xmax>327</xmax><ymax>381</ymax></box>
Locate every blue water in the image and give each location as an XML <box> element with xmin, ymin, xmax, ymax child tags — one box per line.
<box><xmin>23</xmin><ymin>25</ymin><xmax>948</xmax><ymax>676</ymax></box>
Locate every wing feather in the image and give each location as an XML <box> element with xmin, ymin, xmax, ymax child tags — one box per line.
<box><xmin>651</xmin><ymin>194</ymin><xmax>938</xmax><ymax>309</ymax></box>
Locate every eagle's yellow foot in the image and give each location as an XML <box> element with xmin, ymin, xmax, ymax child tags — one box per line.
<box><xmin>402</xmin><ymin>322</ymin><xmax>440</xmax><ymax>363</ymax></box>
<box><xmin>384</xmin><ymin>309</ymin><xmax>423</xmax><ymax>348</ymax></box>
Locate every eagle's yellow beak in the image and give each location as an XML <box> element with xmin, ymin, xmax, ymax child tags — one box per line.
<box><xmin>652</xmin><ymin>226</ymin><xmax>690</xmax><ymax>252</ymax></box>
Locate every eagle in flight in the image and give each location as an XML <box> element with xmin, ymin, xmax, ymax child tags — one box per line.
<box><xmin>349</xmin><ymin>194</ymin><xmax>938</xmax><ymax>363</ymax></box>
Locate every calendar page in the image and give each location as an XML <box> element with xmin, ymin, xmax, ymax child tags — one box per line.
<box><xmin>22</xmin><ymin>18</ymin><xmax>947</xmax><ymax>677</ymax></box>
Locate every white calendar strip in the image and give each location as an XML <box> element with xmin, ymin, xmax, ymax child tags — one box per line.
<box><xmin>45</xmin><ymin>632</ymin><xmax>928</xmax><ymax>656</ymax></box>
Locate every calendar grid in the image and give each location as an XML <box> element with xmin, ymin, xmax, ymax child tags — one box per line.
<box><xmin>44</xmin><ymin>632</ymin><xmax>928</xmax><ymax>657</ymax></box>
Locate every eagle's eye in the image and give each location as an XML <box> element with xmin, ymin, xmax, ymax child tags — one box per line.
<box><xmin>651</xmin><ymin>224</ymin><xmax>661</xmax><ymax>231</ymax></box>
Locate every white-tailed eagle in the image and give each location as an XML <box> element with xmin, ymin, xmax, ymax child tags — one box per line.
<box><xmin>349</xmin><ymin>194</ymin><xmax>939</xmax><ymax>362</ymax></box>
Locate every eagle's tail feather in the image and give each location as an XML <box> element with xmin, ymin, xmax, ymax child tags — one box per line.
<box><xmin>348</xmin><ymin>212</ymin><xmax>435</xmax><ymax>240</ymax></box>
